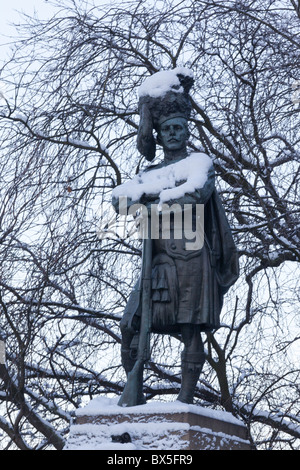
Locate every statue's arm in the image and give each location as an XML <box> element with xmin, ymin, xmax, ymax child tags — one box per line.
<box><xmin>166</xmin><ymin>165</ymin><xmax>215</xmax><ymax>206</ymax></box>
<box><xmin>112</xmin><ymin>164</ymin><xmax>215</xmax><ymax>212</ymax></box>
<box><xmin>193</xmin><ymin>165</ymin><xmax>215</xmax><ymax>203</ymax></box>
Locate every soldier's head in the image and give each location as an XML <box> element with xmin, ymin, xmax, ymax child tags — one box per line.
<box><xmin>156</xmin><ymin>116</ymin><xmax>189</xmax><ymax>153</ymax></box>
<box><xmin>137</xmin><ymin>68</ymin><xmax>194</xmax><ymax>161</ymax></box>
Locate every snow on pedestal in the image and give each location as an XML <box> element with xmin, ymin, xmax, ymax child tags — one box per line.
<box><xmin>64</xmin><ymin>397</ymin><xmax>251</xmax><ymax>451</ymax></box>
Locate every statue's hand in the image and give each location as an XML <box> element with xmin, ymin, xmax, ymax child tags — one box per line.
<box><xmin>112</xmin><ymin>195</ymin><xmax>133</xmax><ymax>213</ymax></box>
<box><xmin>112</xmin><ymin>195</ymin><xmax>119</xmax><ymax>212</ymax></box>
<box><xmin>139</xmin><ymin>192</ymin><xmax>159</xmax><ymax>207</ymax></box>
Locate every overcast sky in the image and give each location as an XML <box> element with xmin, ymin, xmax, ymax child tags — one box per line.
<box><xmin>0</xmin><ymin>0</ymin><xmax>55</xmax><ymax>57</ymax></box>
<box><xmin>0</xmin><ymin>0</ymin><xmax>55</xmax><ymax>33</ymax></box>
<box><xmin>0</xmin><ymin>0</ymin><xmax>113</xmax><ymax>57</ymax></box>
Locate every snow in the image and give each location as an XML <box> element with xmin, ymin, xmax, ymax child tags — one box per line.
<box><xmin>138</xmin><ymin>67</ymin><xmax>194</xmax><ymax>98</ymax></box>
<box><xmin>67</xmin><ymin>420</ymin><xmax>190</xmax><ymax>451</ymax></box>
<box><xmin>75</xmin><ymin>396</ymin><xmax>243</xmax><ymax>426</ymax></box>
<box><xmin>64</xmin><ymin>397</ymin><xmax>249</xmax><ymax>450</ymax></box>
<box><xmin>112</xmin><ymin>152</ymin><xmax>213</xmax><ymax>207</ymax></box>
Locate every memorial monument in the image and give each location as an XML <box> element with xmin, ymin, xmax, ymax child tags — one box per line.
<box><xmin>112</xmin><ymin>68</ymin><xmax>239</xmax><ymax>407</ymax></box>
<box><xmin>65</xmin><ymin>69</ymin><xmax>249</xmax><ymax>450</ymax></box>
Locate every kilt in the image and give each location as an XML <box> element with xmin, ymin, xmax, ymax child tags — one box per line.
<box><xmin>151</xmin><ymin>237</ymin><xmax>222</xmax><ymax>332</ymax></box>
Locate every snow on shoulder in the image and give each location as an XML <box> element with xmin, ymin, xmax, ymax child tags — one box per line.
<box><xmin>138</xmin><ymin>67</ymin><xmax>194</xmax><ymax>98</ymax></box>
<box><xmin>112</xmin><ymin>152</ymin><xmax>213</xmax><ymax>206</ymax></box>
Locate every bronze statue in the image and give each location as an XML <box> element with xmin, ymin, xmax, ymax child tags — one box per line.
<box><xmin>112</xmin><ymin>69</ymin><xmax>239</xmax><ymax>406</ymax></box>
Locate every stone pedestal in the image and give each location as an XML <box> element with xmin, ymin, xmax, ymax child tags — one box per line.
<box><xmin>65</xmin><ymin>397</ymin><xmax>251</xmax><ymax>450</ymax></box>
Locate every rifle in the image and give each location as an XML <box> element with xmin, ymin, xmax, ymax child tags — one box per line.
<box><xmin>118</xmin><ymin>224</ymin><xmax>152</xmax><ymax>407</ymax></box>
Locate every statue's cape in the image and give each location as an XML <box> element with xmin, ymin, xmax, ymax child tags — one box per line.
<box><xmin>205</xmin><ymin>189</ymin><xmax>239</xmax><ymax>295</ymax></box>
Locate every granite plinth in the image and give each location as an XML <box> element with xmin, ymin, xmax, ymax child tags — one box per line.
<box><xmin>65</xmin><ymin>398</ymin><xmax>251</xmax><ymax>450</ymax></box>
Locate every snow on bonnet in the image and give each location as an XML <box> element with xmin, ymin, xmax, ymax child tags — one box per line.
<box><xmin>138</xmin><ymin>67</ymin><xmax>194</xmax><ymax>98</ymax></box>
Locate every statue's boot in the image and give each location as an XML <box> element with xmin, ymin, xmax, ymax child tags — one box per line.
<box><xmin>177</xmin><ymin>352</ymin><xmax>205</xmax><ymax>404</ymax></box>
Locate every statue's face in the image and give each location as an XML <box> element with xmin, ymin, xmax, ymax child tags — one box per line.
<box><xmin>158</xmin><ymin>117</ymin><xmax>189</xmax><ymax>152</ymax></box>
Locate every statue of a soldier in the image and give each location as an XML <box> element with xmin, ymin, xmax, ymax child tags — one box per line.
<box><xmin>112</xmin><ymin>68</ymin><xmax>239</xmax><ymax>406</ymax></box>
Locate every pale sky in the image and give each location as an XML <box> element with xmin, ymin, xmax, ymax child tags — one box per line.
<box><xmin>0</xmin><ymin>0</ymin><xmax>55</xmax><ymax>33</ymax></box>
<box><xmin>0</xmin><ymin>0</ymin><xmax>55</xmax><ymax>57</ymax></box>
<box><xmin>0</xmin><ymin>0</ymin><xmax>111</xmax><ymax>57</ymax></box>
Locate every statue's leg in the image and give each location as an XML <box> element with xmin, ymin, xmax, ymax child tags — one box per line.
<box><xmin>177</xmin><ymin>324</ymin><xmax>205</xmax><ymax>404</ymax></box>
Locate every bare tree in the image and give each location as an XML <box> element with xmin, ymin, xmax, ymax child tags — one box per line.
<box><xmin>0</xmin><ymin>0</ymin><xmax>299</xmax><ymax>449</ymax></box>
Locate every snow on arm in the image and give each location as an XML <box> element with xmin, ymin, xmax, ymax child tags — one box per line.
<box><xmin>112</xmin><ymin>152</ymin><xmax>213</xmax><ymax>206</ymax></box>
